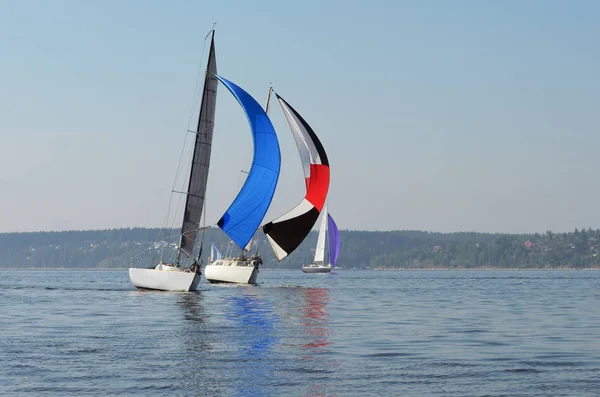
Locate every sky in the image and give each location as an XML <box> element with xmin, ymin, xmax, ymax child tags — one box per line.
<box><xmin>1</xmin><ymin>0</ymin><xmax>599</xmax><ymax>234</ymax></box>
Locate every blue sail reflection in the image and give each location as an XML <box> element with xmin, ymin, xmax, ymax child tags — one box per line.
<box><xmin>227</xmin><ymin>292</ymin><xmax>279</xmax><ymax>397</ymax></box>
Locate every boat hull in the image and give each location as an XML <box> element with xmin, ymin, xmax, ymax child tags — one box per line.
<box><xmin>302</xmin><ymin>264</ymin><xmax>332</xmax><ymax>274</ymax></box>
<box><xmin>129</xmin><ymin>268</ymin><xmax>201</xmax><ymax>292</ymax></box>
<box><xmin>205</xmin><ymin>255</ymin><xmax>262</xmax><ymax>284</ymax></box>
<box><xmin>205</xmin><ymin>262</ymin><xmax>258</xmax><ymax>284</ymax></box>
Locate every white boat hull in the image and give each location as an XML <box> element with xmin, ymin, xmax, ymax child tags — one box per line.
<box><xmin>129</xmin><ymin>267</ymin><xmax>201</xmax><ymax>292</ymax></box>
<box><xmin>302</xmin><ymin>264</ymin><xmax>332</xmax><ymax>274</ymax></box>
<box><xmin>204</xmin><ymin>257</ymin><xmax>260</xmax><ymax>284</ymax></box>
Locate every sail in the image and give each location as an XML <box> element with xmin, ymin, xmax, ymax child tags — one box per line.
<box><xmin>262</xmin><ymin>94</ymin><xmax>330</xmax><ymax>260</ymax></box>
<box><xmin>210</xmin><ymin>243</ymin><xmax>222</xmax><ymax>261</ymax></box>
<box><xmin>265</xmin><ymin>87</ymin><xmax>273</xmax><ymax>114</ymax></box>
<box><xmin>216</xmin><ymin>75</ymin><xmax>281</xmax><ymax>250</ymax></box>
<box><xmin>327</xmin><ymin>213</ymin><xmax>340</xmax><ymax>267</ymax></box>
<box><xmin>314</xmin><ymin>206</ymin><xmax>328</xmax><ymax>265</ymax></box>
<box><xmin>179</xmin><ymin>33</ymin><xmax>218</xmax><ymax>259</ymax></box>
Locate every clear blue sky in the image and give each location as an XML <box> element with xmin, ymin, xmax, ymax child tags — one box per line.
<box><xmin>1</xmin><ymin>0</ymin><xmax>599</xmax><ymax>234</ymax></box>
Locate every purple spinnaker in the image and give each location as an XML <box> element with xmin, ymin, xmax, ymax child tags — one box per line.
<box><xmin>327</xmin><ymin>214</ymin><xmax>340</xmax><ymax>267</ymax></box>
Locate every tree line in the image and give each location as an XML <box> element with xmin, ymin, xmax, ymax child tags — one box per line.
<box><xmin>0</xmin><ymin>227</ymin><xmax>599</xmax><ymax>269</ymax></box>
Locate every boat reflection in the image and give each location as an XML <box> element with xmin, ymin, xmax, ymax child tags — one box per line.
<box><xmin>175</xmin><ymin>292</ymin><xmax>226</xmax><ymax>395</ymax></box>
<box><xmin>301</xmin><ymin>287</ymin><xmax>337</xmax><ymax>397</ymax></box>
<box><xmin>228</xmin><ymin>290</ymin><xmax>278</xmax><ymax>397</ymax></box>
<box><xmin>302</xmin><ymin>287</ymin><xmax>332</xmax><ymax>351</ymax></box>
<box><xmin>174</xmin><ymin>286</ymin><xmax>336</xmax><ymax>396</ymax></box>
<box><xmin>177</xmin><ymin>292</ymin><xmax>213</xmax><ymax>353</ymax></box>
<box><xmin>179</xmin><ymin>291</ymin><xmax>206</xmax><ymax>322</ymax></box>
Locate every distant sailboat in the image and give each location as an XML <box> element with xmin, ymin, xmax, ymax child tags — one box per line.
<box><xmin>302</xmin><ymin>205</ymin><xmax>340</xmax><ymax>273</ymax></box>
<box><xmin>129</xmin><ymin>30</ymin><xmax>281</xmax><ymax>290</ymax></box>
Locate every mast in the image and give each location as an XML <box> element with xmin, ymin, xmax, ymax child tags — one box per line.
<box><xmin>265</xmin><ymin>85</ymin><xmax>273</xmax><ymax>114</ymax></box>
<box><xmin>176</xmin><ymin>30</ymin><xmax>218</xmax><ymax>264</ymax></box>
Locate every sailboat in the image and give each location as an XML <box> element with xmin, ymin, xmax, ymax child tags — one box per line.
<box><xmin>262</xmin><ymin>91</ymin><xmax>331</xmax><ymax>262</ymax></box>
<box><xmin>205</xmin><ymin>87</ymin><xmax>331</xmax><ymax>282</ymax></box>
<box><xmin>302</xmin><ymin>205</ymin><xmax>341</xmax><ymax>273</ymax></box>
<box><xmin>129</xmin><ymin>30</ymin><xmax>281</xmax><ymax>290</ymax></box>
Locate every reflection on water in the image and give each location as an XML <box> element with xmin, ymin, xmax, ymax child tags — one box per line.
<box><xmin>178</xmin><ymin>292</ymin><xmax>212</xmax><ymax>355</ymax></box>
<box><xmin>174</xmin><ymin>285</ymin><xmax>338</xmax><ymax>396</ymax></box>
<box><xmin>301</xmin><ymin>287</ymin><xmax>338</xmax><ymax>397</ymax></box>
<box><xmin>227</xmin><ymin>291</ymin><xmax>278</xmax><ymax>397</ymax></box>
<box><xmin>3</xmin><ymin>270</ymin><xmax>599</xmax><ymax>395</ymax></box>
<box><xmin>302</xmin><ymin>288</ymin><xmax>332</xmax><ymax>350</ymax></box>
<box><xmin>176</xmin><ymin>292</ymin><xmax>224</xmax><ymax>396</ymax></box>
<box><xmin>179</xmin><ymin>292</ymin><xmax>206</xmax><ymax>323</ymax></box>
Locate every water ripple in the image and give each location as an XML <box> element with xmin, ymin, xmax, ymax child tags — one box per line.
<box><xmin>1</xmin><ymin>269</ymin><xmax>599</xmax><ymax>396</ymax></box>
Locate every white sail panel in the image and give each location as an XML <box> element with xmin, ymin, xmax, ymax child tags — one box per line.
<box><xmin>313</xmin><ymin>205</ymin><xmax>328</xmax><ymax>265</ymax></box>
<box><xmin>265</xmin><ymin>234</ymin><xmax>287</xmax><ymax>261</ymax></box>
<box><xmin>210</xmin><ymin>243</ymin><xmax>222</xmax><ymax>262</ymax></box>
<box><xmin>278</xmin><ymin>97</ymin><xmax>317</xmax><ymax>178</ymax></box>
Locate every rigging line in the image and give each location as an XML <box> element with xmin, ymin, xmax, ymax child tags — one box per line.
<box><xmin>161</xmin><ymin>130</ymin><xmax>189</xmax><ymax>243</ymax></box>
<box><xmin>162</xmin><ymin>28</ymin><xmax>212</xmax><ymax>240</ymax></box>
<box><xmin>173</xmin><ymin>32</ymin><xmax>212</xmax><ymax>224</ymax></box>
<box><xmin>130</xmin><ymin>230</ymin><xmax>184</xmax><ymax>260</ymax></box>
<box><xmin>131</xmin><ymin>225</ymin><xmax>216</xmax><ymax>260</ymax></box>
<box><xmin>169</xmin><ymin>29</ymin><xmax>214</xmax><ymax>241</ymax></box>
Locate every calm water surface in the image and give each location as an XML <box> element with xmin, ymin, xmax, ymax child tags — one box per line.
<box><xmin>1</xmin><ymin>269</ymin><xmax>599</xmax><ymax>396</ymax></box>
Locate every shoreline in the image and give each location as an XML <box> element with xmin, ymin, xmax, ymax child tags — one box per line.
<box><xmin>1</xmin><ymin>267</ymin><xmax>599</xmax><ymax>271</ymax></box>
<box><xmin>371</xmin><ymin>267</ymin><xmax>600</xmax><ymax>271</ymax></box>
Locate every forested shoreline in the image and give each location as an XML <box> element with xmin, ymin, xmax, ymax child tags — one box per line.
<box><xmin>1</xmin><ymin>227</ymin><xmax>599</xmax><ymax>270</ymax></box>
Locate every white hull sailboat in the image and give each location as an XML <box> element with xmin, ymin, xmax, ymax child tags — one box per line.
<box><xmin>301</xmin><ymin>264</ymin><xmax>332</xmax><ymax>273</ymax></box>
<box><xmin>129</xmin><ymin>264</ymin><xmax>201</xmax><ymax>292</ymax></box>
<box><xmin>205</xmin><ymin>256</ymin><xmax>261</xmax><ymax>284</ymax></box>
<box><xmin>302</xmin><ymin>205</ymin><xmax>341</xmax><ymax>274</ymax></box>
<box><xmin>206</xmin><ymin>87</ymin><xmax>335</xmax><ymax>282</ymax></box>
<box><xmin>129</xmin><ymin>30</ymin><xmax>282</xmax><ymax>289</ymax></box>
<box><xmin>205</xmin><ymin>241</ymin><xmax>262</xmax><ymax>284</ymax></box>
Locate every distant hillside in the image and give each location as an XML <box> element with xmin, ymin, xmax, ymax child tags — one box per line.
<box><xmin>1</xmin><ymin>227</ymin><xmax>599</xmax><ymax>269</ymax></box>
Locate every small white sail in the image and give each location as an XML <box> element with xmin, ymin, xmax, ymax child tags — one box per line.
<box><xmin>313</xmin><ymin>205</ymin><xmax>328</xmax><ymax>265</ymax></box>
<box><xmin>210</xmin><ymin>243</ymin><xmax>222</xmax><ymax>262</ymax></box>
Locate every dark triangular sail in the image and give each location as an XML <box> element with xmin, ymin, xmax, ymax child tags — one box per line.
<box><xmin>179</xmin><ymin>32</ymin><xmax>218</xmax><ymax>260</ymax></box>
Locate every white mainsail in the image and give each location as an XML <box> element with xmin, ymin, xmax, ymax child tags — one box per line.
<box><xmin>313</xmin><ymin>205</ymin><xmax>328</xmax><ymax>265</ymax></box>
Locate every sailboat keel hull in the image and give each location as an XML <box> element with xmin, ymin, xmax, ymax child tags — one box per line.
<box><xmin>302</xmin><ymin>265</ymin><xmax>332</xmax><ymax>274</ymax></box>
<box><xmin>129</xmin><ymin>268</ymin><xmax>201</xmax><ymax>292</ymax></box>
<box><xmin>205</xmin><ymin>261</ymin><xmax>259</xmax><ymax>284</ymax></box>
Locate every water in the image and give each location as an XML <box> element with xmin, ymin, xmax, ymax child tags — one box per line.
<box><xmin>1</xmin><ymin>269</ymin><xmax>599</xmax><ymax>396</ymax></box>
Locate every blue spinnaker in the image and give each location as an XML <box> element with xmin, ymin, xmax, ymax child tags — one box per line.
<box><xmin>216</xmin><ymin>75</ymin><xmax>281</xmax><ymax>250</ymax></box>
